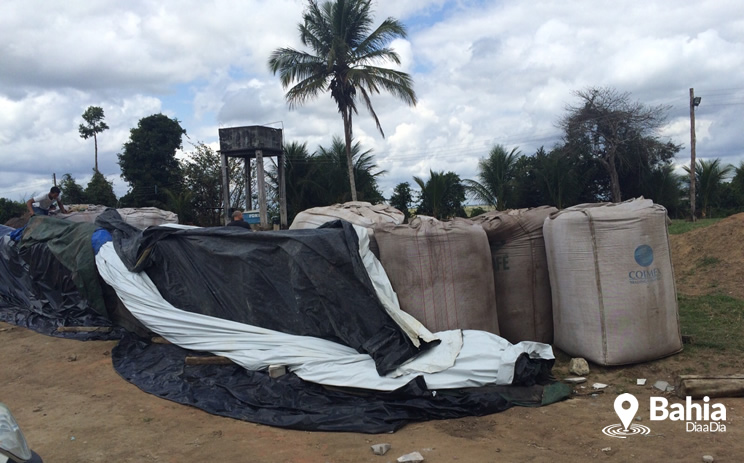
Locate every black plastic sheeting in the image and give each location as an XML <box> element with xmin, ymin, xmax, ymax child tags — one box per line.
<box><xmin>96</xmin><ymin>210</ymin><xmax>436</xmax><ymax>375</ymax></box>
<box><xmin>0</xmin><ymin>235</ymin><xmax>122</xmax><ymax>341</ymax></box>
<box><xmin>112</xmin><ymin>333</ymin><xmax>569</xmax><ymax>433</ymax></box>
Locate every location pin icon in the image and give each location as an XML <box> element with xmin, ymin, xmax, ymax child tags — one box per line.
<box><xmin>614</xmin><ymin>393</ymin><xmax>639</xmax><ymax>431</ymax></box>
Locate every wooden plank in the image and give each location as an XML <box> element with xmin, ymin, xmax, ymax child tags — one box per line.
<box><xmin>56</xmin><ymin>326</ymin><xmax>112</xmax><ymax>333</ymax></box>
<box><xmin>244</xmin><ymin>157</ymin><xmax>252</xmax><ymax>210</ymax></box>
<box><xmin>278</xmin><ymin>152</ymin><xmax>288</xmax><ymax>229</ymax></box>
<box><xmin>185</xmin><ymin>356</ymin><xmax>234</xmax><ymax>366</ymax></box>
<box><xmin>676</xmin><ymin>375</ymin><xmax>744</xmax><ymax>399</ymax></box>
<box><xmin>220</xmin><ymin>151</ymin><xmax>231</xmax><ymax>225</ymax></box>
<box><xmin>256</xmin><ymin>150</ymin><xmax>268</xmax><ymax>228</ymax></box>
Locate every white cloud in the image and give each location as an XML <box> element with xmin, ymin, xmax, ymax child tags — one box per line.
<box><xmin>1</xmin><ymin>0</ymin><xmax>743</xmax><ymax>202</ymax></box>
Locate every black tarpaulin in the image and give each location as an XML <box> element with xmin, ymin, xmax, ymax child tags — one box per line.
<box><xmin>96</xmin><ymin>210</ymin><xmax>435</xmax><ymax>375</ymax></box>
<box><xmin>0</xmin><ymin>234</ymin><xmax>121</xmax><ymax>340</ymax></box>
<box><xmin>112</xmin><ymin>333</ymin><xmax>568</xmax><ymax>433</ymax></box>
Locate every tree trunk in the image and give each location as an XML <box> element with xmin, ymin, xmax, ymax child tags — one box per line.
<box><xmin>343</xmin><ymin>109</ymin><xmax>358</xmax><ymax>202</ymax></box>
<box><xmin>605</xmin><ymin>152</ymin><xmax>622</xmax><ymax>203</ymax></box>
<box><xmin>94</xmin><ymin>133</ymin><xmax>99</xmax><ymax>172</ymax></box>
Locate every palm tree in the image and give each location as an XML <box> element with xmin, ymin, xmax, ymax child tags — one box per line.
<box><xmin>268</xmin><ymin>0</ymin><xmax>417</xmax><ymax>201</ymax></box>
<box><xmin>464</xmin><ymin>145</ymin><xmax>521</xmax><ymax>210</ymax></box>
<box><xmin>414</xmin><ymin>170</ymin><xmax>466</xmax><ymax>220</ymax></box>
<box><xmin>684</xmin><ymin>158</ymin><xmax>734</xmax><ymax>218</ymax></box>
<box><xmin>314</xmin><ymin>136</ymin><xmax>386</xmax><ymax>203</ymax></box>
<box><xmin>533</xmin><ymin>148</ymin><xmax>579</xmax><ymax>209</ymax></box>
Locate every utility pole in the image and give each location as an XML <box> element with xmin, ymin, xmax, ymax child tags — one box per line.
<box><xmin>52</xmin><ymin>173</ymin><xmax>57</xmax><ymax>187</ymax></box>
<box><xmin>689</xmin><ymin>88</ymin><xmax>701</xmax><ymax>222</ymax></box>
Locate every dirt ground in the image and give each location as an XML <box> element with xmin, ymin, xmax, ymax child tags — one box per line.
<box><xmin>2</xmin><ymin>217</ymin><xmax>744</xmax><ymax>462</ymax></box>
<box><xmin>671</xmin><ymin>213</ymin><xmax>744</xmax><ymax>300</ymax></box>
<box><xmin>2</xmin><ymin>323</ymin><xmax>743</xmax><ymax>462</ymax></box>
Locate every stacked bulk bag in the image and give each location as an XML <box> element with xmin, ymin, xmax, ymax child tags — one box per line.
<box><xmin>374</xmin><ymin>216</ymin><xmax>500</xmax><ymax>335</ymax></box>
<box><xmin>117</xmin><ymin>207</ymin><xmax>178</xmax><ymax>229</ymax></box>
<box><xmin>543</xmin><ymin>198</ymin><xmax>682</xmax><ymax>365</ymax></box>
<box><xmin>290</xmin><ymin>202</ymin><xmax>405</xmax><ymax>255</ymax></box>
<box><xmin>290</xmin><ymin>202</ymin><xmax>404</xmax><ymax>230</ymax></box>
<box><xmin>472</xmin><ymin>206</ymin><xmax>557</xmax><ymax>344</ymax></box>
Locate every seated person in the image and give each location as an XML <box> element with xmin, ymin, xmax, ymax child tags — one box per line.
<box><xmin>226</xmin><ymin>210</ymin><xmax>252</xmax><ymax>229</ymax></box>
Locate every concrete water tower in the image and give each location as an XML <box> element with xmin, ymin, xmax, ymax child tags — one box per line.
<box><xmin>218</xmin><ymin>125</ymin><xmax>287</xmax><ymax>228</ymax></box>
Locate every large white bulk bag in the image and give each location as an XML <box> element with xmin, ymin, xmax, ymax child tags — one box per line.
<box><xmin>543</xmin><ymin>198</ymin><xmax>682</xmax><ymax>365</ymax></box>
<box><xmin>472</xmin><ymin>206</ymin><xmax>557</xmax><ymax>344</ymax></box>
<box><xmin>374</xmin><ymin>217</ymin><xmax>500</xmax><ymax>335</ymax></box>
<box><xmin>290</xmin><ymin>202</ymin><xmax>405</xmax><ymax>256</ymax></box>
<box><xmin>117</xmin><ymin>207</ymin><xmax>179</xmax><ymax>229</ymax></box>
<box><xmin>289</xmin><ymin>202</ymin><xmax>404</xmax><ymax>229</ymax></box>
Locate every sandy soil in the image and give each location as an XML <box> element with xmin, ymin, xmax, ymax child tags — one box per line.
<box><xmin>2</xmin><ymin>321</ymin><xmax>743</xmax><ymax>462</ymax></box>
<box><xmin>671</xmin><ymin>213</ymin><xmax>744</xmax><ymax>299</ymax></box>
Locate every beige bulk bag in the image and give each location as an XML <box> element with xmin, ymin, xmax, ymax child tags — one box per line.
<box><xmin>289</xmin><ymin>202</ymin><xmax>404</xmax><ymax>229</ymax></box>
<box><xmin>472</xmin><ymin>206</ymin><xmax>557</xmax><ymax>344</ymax></box>
<box><xmin>374</xmin><ymin>216</ymin><xmax>500</xmax><ymax>334</ymax></box>
<box><xmin>117</xmin><ymin>207</ymin><xmax>179</xmax><ymax>229</ymax></box>
<box><xmin>543</xmin><ymin>198</ymin><xmax>682</xmax><ymax>365</ymax></box>
<box><xmin>290</xmin><ymin>202</ymin><xmax>405</xmax><ymax>255</ymax></box>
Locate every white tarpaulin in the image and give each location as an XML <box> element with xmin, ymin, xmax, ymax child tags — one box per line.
<box><xmin>95</xmin><ymin>225</ymin><xmax>554</xmax><ymax>391</ymax></box>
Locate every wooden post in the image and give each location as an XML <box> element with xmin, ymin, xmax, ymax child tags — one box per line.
<box><xmin>676</xmin><ymin>375</ymin><xmax>744</xmax><ymax>399</ymax></box>
<box><xmin>278</xmin><ymin>153</ymin><xmax>288</xmax><ymax>229</ymax></box>
<box><xmin>689</xmin><ymin>88</ymin><xmax>697</xmax><ymax>222</ymax></box>
<box><xmin>244</xmin><ymin>157</ymin><xmax>252</xmax><ymax>210</ymax></box>
<box><xmin>256</xmin><ymin>150</ymin><xmax>268</xmax><ymax>228</ymax></box>
<box><xmin>220</xmin><ymin>151</ymin><xmax>231</xmax><ymax>225</ymax></box>
<box><xmin>53</xmin><ymin>173</ymin><xmax>57</xmax><ymax>187</ymax></box>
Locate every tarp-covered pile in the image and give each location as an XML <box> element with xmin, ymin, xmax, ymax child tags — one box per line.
<box><xmin>0</xmin><ymin>208</ymin><xmax>569</xmax><ymax>433</ymax></box>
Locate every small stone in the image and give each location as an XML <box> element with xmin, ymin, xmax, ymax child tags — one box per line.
<box><xmin>702</xmin><ymin>456</ymin><xmax>714</xmax><ymax>463</ymax></box>
<box><xmin>653</xmin><ymin>380</ymin><xmax>669</xmax><ymax>391</ymax></box>
<box><xmin>592</xmin><ymin>383</ymin><xmax>608</xmax><ymax>389</ymax></box>
<box><xmin>666</xmin><ymin>385</ymin><xmax>675</xmax><ymax>393</ymax></box>
<box><xmin>569</xmin><ymin>358</ymin><xmax>590</xmax><ymax>376</ymax></box>
<box><xmin>637</xmin><ymin>378</ymin><xmax>646</xmax><ymax>386</ymax></box>
<box><xmin>371</xmin><ymin>443</ymin><xmax>391</xmax><ymax>456</ymax></box>
<box><xmin>268</xmin><ymin>365</ymin><xmax>287</xmax><ymax>379</ymax></box>
<box><xmin>67</xmin><ymin>354</ymin><xmax>77</xmax><ymax>362</ymax></box>
<box><xmin>601</xmin><ymin>447</ymin><xmax>611</xmax><ymax>453</ymax></box>
<box><xmin>564</xmin><ymin>377</ymin><xmax>587</xmax><ymax>384</ymax></box>
<box><xmin>397</xmin><ymin>451</ymin><xmax>424</xmax><ymax>462</ymax></box>
<box><xmin>635</xmin><ymin>416</ymin><xmax>642</xmax><ymax>422</ymax></box>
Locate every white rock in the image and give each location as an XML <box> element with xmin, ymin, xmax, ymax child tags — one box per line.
<box><xmin>564</xmin><ymin>377</ymin><xmax>587</xmax><ymax>384</ymax></box>
<box><xmin>702</xmin><ymin>455</ymin><xmax>714</xmax><ymax>463</ymax></box>
<box><xmin>397</xmin><ymin>451</ymin><xmax>424</xmax><ymax>462</ymax></box>
<box><xmin>601</xmin><ymin>447</ymin><xmax>612</xmax><ymax>452</ymax></box>
<box><xmin>569</xmin><ymin>358</ymin><xmax>590</xmax><ymax>376</ymax></box>
<box><xmin>637</xmin><ymin>378</ymin><xmax>647</xmax><ymax>386</ymax></box>
<box><xmin>592</xmin><ymin>383</ymin><xmax>608</xmax><ymax>389</ymax></box>
<box><xmin>371</xmin><ymin>443</ymin><xmax>391</xmax><ymax>456</ymax></box>
<box><xmin>653</xmin><ymin>380</ymin><xmax>669</xmax><ymax>391</ymax></box>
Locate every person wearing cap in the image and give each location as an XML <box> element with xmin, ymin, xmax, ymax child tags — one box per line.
<box><xmin>226</xmin><ymin>210</ymin><xmax>252</xmax><ymax>229</ymax></box>
<box><xmin>26</xmin><ymin>186</ymin><xmax>68</xmax><ymax>216</ymax></box>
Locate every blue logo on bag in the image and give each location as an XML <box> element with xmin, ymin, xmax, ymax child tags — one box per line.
<box><xmin>634</xmin><ymin>245</ymin><xmax>654</xmax><ymax>267</ymax></box>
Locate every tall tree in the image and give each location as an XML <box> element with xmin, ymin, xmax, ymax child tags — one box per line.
<box><xmin>464</xmin><ymin>145</ymin><xmax>521</xmax><ymax>210</ymax></box>
<box><xmin>181</xmin><ymin>142</ymin><xmax>246</xmax><ymax>226</ymax></box>
<box><xmin>560</xmin><ymin>87</ymin><xmax>674</xmax><ymax>202</ymax></box>
<box><xmin>730</xmin><ymin>161</ymin><xmax>744</xmax><ymax>209</ymax></box>
<box><xmin>313</xmin><ymin>136</ymin><xmax>385</xmax><ymax>203</ymax></box>
<box><xmin>684</xmin><ymin>158</ymin><xmax>734</xmax><ymax>218</ymax></box>
<box><xmin>58</xmin><ymin>173</ymin><xmax>87</xmax><ymax>204</ymax></box>
<box><xmin>414</xmin><ymin>170</ymin><xmax>466</xmax><ymax>220</ymax></box>
<box><xmin>84</xmin><ymin>170</ymin><xmax>117</xmax><ymax>206</ymax></box>
<box><xmin>118</xmin><ymin>114</ymin><xmax>185</xmax><ymax>208</ymax></box>
<box><xmin>269</xmin><ymin>0</ymin><xmax>417</xmax><ymax>201</ymax></box>
<box><xmin>78</xmin><ymin>106</ymin><xmax>110</xmax><ymax>172</ymax></box>
<box><xmin>389</xmin><ymin>182</ymin><xmax>413</xmax><ymax>222</ymax></box>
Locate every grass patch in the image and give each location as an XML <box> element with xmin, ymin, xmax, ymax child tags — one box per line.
<box><xmin>678</xmin><ymin>294</ymin><xmax>744</xmax><ymax>351</ymax></box>
<box><xmin>668</xmin><ymin>218</ymin><xmax>722</xmax><ymax>235</ymax></box>
<box><xmin>697</xmin><ymin>255</ymin><xmax>721</xmax><ymax>267</ymax></box>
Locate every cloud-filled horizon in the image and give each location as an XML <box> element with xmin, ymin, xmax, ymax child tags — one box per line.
<box><xmin>1</xmin><ymin>0</ymin><xmax>742</xmax><ymax>202</ymax></box>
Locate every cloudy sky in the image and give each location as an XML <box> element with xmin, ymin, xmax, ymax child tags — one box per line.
<box><xmin>1</xmin><ymin>0</ymin><xmax>742</xmax><ymax>202</ymax></box>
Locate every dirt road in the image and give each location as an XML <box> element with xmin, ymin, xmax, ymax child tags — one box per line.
<box><xmin>2</xmin><ymin>321</ymin><xmax>743</xmax><ymax>462</ymax></box>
